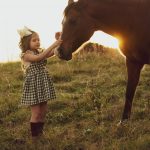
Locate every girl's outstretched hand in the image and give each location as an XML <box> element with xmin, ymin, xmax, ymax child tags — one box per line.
<box><xmin>55</xmin><ymin>32</ymin><xmax>62</xmax><ymax>40</ymax></box>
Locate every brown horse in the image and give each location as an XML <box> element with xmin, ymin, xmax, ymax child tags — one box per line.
<box><xmin>57</xmin><ymin>0</ymin><xmax>150</xmax><ymax>121</ymax></box>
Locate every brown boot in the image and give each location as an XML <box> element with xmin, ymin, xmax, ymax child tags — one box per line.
<box><xmin>30</xmin><ymin>122</ymin><xmax>40</xmax><ymax>143</ymax></box>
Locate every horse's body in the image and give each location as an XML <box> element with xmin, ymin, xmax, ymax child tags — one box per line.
<box><xmin>58</xmin><ymin>0</ymin><xmax>150</xmax><ymax>121</ymax></box>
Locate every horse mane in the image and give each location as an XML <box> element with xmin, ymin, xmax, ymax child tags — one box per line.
<box><xmin>98</xmin><ymin>0</ymin><xmax>149</xmax><ymax>3</ymax></box>
<box><xmin>64</xmin><ymin>0</ymin><xmax>150</xmax><ymax>16</ymax></box>
<box><xmin>64</xmin><ymin>0</ymin><xmax>150</xmax><ymax>17</ymax></box>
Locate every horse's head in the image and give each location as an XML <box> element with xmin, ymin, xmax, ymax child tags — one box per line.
<box><xmin>57</xmin><ymin>0</ymin><xmax>95</xmax><ymax>60</ymax></box>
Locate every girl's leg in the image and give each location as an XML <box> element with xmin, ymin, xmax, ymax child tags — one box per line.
<box><xmin>30</xmin><ymin>104</ymin><xmax>42</xmax><ymax>138</ymax></box>
<box><xmin>40</xmin><ymin>101</ymin><xmax>48</xmax><ymax>122</ymax></box>
<box><xmin>30</xmin><ymin>104</ymin><xmax>42</xmax><ymax>122</ymax></box>
<box><xmin>38</xmin><ymin>101</ymin><xmax>48</xmax><ymax>135</ymax></box>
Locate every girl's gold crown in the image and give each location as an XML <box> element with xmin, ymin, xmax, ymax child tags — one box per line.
<box><xmin>17</xmin><ymin>26</ymin><xmax>33</xmax><ymax>38</ymax></box>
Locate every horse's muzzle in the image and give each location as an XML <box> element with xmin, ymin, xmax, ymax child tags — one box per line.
<box><xmin>57</xmin><ymin>47</ymin><xmax>72</xmax><ymax>61</ymax></box>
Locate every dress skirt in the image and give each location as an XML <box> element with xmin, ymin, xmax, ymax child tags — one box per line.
<box><xmin>21</xmin><ymin>59</ymin><xmax>56</xmax><ymax>106</ymax></box>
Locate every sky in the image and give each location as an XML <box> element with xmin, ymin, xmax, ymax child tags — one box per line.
<box><xmin>0</xmin><ymin>0</ymin><xmax>119</xmax><ymax>63</ymax></box>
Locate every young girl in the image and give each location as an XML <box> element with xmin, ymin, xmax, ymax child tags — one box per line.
<box><xmin>18</xmin><ymin>26</ymin><xmax>62</xmax><ymax>141</ymax></box>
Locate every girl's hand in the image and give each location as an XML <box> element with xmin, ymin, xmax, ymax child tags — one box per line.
<box><xmin>55</xmin><ymin>32</ymin><xmax>62</xmax><ymax>40</ymax></box>
<box><xmin>52</xmin><ymin>39</ymin><xmax>63</xmax><ymax>48</ymax></box>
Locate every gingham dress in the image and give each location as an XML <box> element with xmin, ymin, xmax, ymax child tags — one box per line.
<box><xmin>21</xmin><ymin>51</ymin><xmax>56</xmax><ymax>106</ymax></box>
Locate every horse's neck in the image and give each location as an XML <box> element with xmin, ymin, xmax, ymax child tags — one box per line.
<box><xmin>86</xmin><ymin>0</ymin><xmax>142</xmax><ymax>37</ymax></box>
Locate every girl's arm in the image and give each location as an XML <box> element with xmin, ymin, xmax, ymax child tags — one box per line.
<box><xmin>23</xmin><ymin>39</ymin><xmax>62</xmax><ymax>62</ymax></box>
<box><xmin>45</xmin><ymin>48</ymin><xmax>55</xmax><ymax>58</ymax></box>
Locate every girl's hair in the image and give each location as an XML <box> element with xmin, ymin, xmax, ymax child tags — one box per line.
<box><xmin>19</xmin><ymin>30</ymin><xmax>37</xmax><ymax>53</ymax></box>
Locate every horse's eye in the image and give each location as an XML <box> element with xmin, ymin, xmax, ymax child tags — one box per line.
<box><xmin>68</xmin><ymin>19</ymin><xmax>76</xmax><ymax>25</ymax></box>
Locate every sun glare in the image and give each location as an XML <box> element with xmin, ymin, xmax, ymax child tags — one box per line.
<box><xmin>90</xmin><ymin>31</ymin><xmax>120</xmax><ymax>49</ymax></box>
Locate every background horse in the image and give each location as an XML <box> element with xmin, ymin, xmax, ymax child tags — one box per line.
<box><xmin>57</xmin><ymin>0</ymin><xmax>150</xmax><ymax>121</ymax></box>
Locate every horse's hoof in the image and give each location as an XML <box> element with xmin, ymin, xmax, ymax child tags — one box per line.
<box><xmin>117</xmin><ymin>120</ymin><xmax>123</xmax><ymax>126</ymax></box>
<box><xmin>117</xmin><ymin>120</ymin><xmax>128</xmax><ymax>126</ymax></box>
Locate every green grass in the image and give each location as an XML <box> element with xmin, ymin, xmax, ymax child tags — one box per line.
<box><xmin>0</xmin><ymin>48</ymin><xmax>149</xmax><ymax>150</ymax></box>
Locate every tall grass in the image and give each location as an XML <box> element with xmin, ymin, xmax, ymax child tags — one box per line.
<box><xmin>0</xmin><ymin>48</ymin><xmax>149</xmax><ymax>150</ymax></box>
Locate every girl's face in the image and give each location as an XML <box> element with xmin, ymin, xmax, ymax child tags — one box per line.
<box><xmin>29</xmin><ymin>33</ymin><xmax>40</xmax><ymax>50</ymax></box>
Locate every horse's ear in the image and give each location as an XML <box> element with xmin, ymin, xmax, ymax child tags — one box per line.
<box><xmin>68</xmin><ymin>0</ymin><xmax>74</xmax><ymax>5</ymax></box>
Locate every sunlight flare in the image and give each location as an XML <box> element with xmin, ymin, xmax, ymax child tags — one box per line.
<box><xmin>90</xmin><ymin>31</ymin><xmax>120</xmax><ymax>49</ymax></box>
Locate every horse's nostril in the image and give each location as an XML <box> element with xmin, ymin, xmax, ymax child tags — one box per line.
<box><xmin>57</xmin><ymin>48</ymin><xmax>61</xmax><ymax>54</ymax></box>
<box><xmin>57</xmin><ymin>47</ymin><xmax>63</xmax><ymax>58</ymax></box>
<box><xmin>58</xmin><ymin>48</ymin><xmax>62</xmax><ymax>54</ymax></box>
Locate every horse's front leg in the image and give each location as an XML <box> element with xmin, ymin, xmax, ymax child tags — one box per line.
<box><xmin>122</xmin><ymin>59</ymin><xmax>144</xmax><ymax>121</ymax></box>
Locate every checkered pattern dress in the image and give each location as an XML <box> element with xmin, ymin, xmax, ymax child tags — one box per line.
<box><xmin>21</xmin><ymin>53</ymin><xmax>56</xmax><ymax>106</ymax></box>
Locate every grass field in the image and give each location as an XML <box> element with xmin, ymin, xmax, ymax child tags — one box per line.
<box><xmin>0</xmin><ymin>48</ymin><xmax>149</xmax><ymax>150</ymax></box>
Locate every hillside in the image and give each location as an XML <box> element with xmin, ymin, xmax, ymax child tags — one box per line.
<box><xmin>0</xmin><ymin>48</ymin><xmax>149</xmax><ymax>150</ymax></box>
